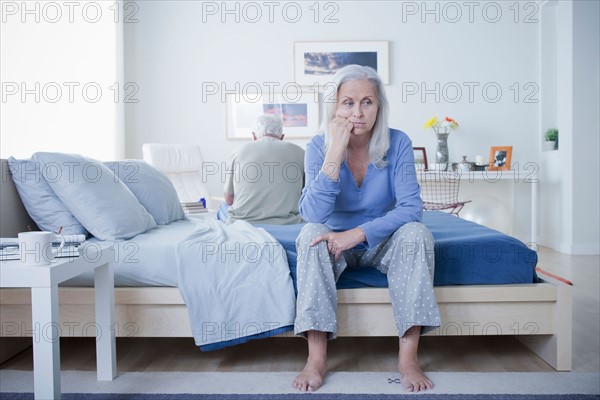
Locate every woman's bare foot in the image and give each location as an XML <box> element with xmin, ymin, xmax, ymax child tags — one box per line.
<box><xmin>292</xmin><ymin>356</ymin><xmax>327</xmax><ymax>392</ymax></box>
<box><xmin>399</xmin><ymin>358</ymin><xmax>433</xmax><ymax>392</ymax></box>
<box><xmin>398</xmin><ymin>326</ymin><xmax>433</xmax><ymax>392</ymax></box>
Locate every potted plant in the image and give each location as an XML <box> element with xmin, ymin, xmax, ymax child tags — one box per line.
<box><xmin>544</xmin><ymin>128</ymin><xmax>558</xmax><ymax>151</ymax></box>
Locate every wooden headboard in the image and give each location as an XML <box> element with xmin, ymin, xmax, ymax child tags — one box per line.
<box><xmin>0</xmin><ymin>159</ymin><xmax>37</xmax><ymax>236</ymax></box>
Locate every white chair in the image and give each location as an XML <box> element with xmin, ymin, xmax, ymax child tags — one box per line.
<box><xmin>142</xmin><ymin>143</ymin><xmax>218</xmax><ymax>209</ymax></box>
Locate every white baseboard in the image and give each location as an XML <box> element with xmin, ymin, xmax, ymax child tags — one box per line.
<box><xmin>568</xmin><ymin>242</ymin><xmax>600</xmax><ymax>255</ymax></box>
<box><xmin>550</xmin><ymin>241</ymin><xmax>600</xmax><ymax>255</ymax></box>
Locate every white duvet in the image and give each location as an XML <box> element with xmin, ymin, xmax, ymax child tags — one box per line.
<box><xmin>176</xmin><ymin>219</ymin><xmax>296</xmax><ymax>347</ymax></box>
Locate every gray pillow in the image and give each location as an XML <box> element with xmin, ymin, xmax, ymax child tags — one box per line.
<box><xmin>33</xmin><ymin>152</ymin><xmax>156</xmax><ymax>241</ymax></box>
<box><xmin>8</xmin><ymin>157</ymin><xmax>88</xmax><ymax>236</ymax></box>
<box><xmin>105</xmin><ymin>160</ymin><xmax>184</xmax><ymax>225</ymax></box>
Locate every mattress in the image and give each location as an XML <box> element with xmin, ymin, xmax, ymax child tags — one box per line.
<box><xmin>63</xmin><ymin>217</ymin><xmax>201</xmax><ymax>286</ymax></box>
<box><xmin>259</xmin><ymin>211</ymin><xmax>539</xmax><ymax>289</ymax></box>
<box><xmin>64</xmin><ymin>211</ymin><xmax>538</xmax><ymax>288</ymax></box>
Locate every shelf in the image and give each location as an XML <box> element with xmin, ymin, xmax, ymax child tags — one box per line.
<box><xmin>420</xmin><ymin>169</ymin><xmax>537</xmax><ymax>181</ymax></box>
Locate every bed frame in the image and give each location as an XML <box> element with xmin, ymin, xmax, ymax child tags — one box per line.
<box><xmin>0</xmin><ymin>160</ymin><xmax>572</xmax><ymax>370</ymax></box>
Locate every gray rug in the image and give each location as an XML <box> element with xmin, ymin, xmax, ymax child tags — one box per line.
<box><xmin>1</xmin><ymin>394</ymin><xmax>600</xmax><ymax>399</ymax></box>
<box><xmin>1</xmin><ymin>371</ymin><xmax>599</xmax><ymax>398</ymax></box>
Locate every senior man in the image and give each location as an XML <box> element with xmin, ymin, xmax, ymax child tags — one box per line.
<box><xmin>223</xmin><ymin>113</ymin><xmax>305</xmax><ymax>225</ymax></box>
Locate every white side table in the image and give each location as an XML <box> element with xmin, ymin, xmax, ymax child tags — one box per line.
<box><xmin>0</xmin><ymin>243</ymin><xmax>116</xmax><ymax>399</ymax></box>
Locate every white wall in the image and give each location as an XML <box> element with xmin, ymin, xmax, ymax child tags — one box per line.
<box><xmin>124</xmin><ymin>0</ymin><xmax>541</xmax><ymax>240</ymax></box>
<box><xmin>539</xmin><ymin>0</ymin><xmax>600</xmax><ymax>255</ymax></box>
<box><xmin>539</xmin><ymin>0</ymin><xmax>570</xmax><ymax>252</ymax></box>
<box><xmin>0</xmin><ymin>0</ymin><xmax>124</xmax><ymax>161</ymax></box>
<box><xmin>571</xmin><ymin>0</ymin><xmax>600</xmax><ymax>254</ymax></box>
<box><xmin>3</xmin><ymin>1</ymin><xmax>596</xmax><ymax>253</ymax></box>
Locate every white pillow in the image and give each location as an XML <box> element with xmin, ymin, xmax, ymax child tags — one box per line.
<box><xmin>8</xmin><ymin>157</ymin><xmax>88</xmax><ymax>236</ymax></box>
<box><xmin>33</xmin><ymin>152</ymin><xmax>157</xmax><ymax>241</ymax></box>
<box><xmin>105</xmin><ymin>160</ymin><xmax>184</xmax><ymax>225</ymax></box>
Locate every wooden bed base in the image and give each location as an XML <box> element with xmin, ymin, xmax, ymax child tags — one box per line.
<box><xmin>0</xmin><ymin>159</ymin><xmax>572</xmax><ymax>371</ymax></box>
<box><xmin>0</xmin><ymin>276</ymin><xmax>572</xmax><ymax>370</ymax></box>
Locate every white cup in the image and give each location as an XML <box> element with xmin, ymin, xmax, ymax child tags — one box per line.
<box><xmin>475</xmin><ymin>155</ymin><xmax>485</xmax><ymax>166</ymax></box>
<box><xmin>18</xmin><ymin>231</ymin><xmax>65</xmax><ymax>266</ymax></box>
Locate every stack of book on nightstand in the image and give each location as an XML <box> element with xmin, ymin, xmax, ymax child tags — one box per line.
<box><xmin>0</xmin><ymin>235</ymin><xmax>86</xmax><ymax>261</ymax></box>
<box><xmin>181</xmin><ymin>198</ymin><xmax>208</xmax><ymax>215</ymax></box>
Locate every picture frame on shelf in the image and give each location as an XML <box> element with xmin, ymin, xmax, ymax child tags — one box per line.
<box><xmin>294</xmin><ymin>41</ymin><xmax>390</xmax><ymax>86</ymax></box>
<box><xmin>413</xmin><ymin>147</ymin><xmax>428</xmax><ymax>171</ymax></box>
<box><xmin>226</xmin><ymin>91</ymin><xmax>319</xmax><ymax>140</ymax></box>
<box><xmin>488</xmin><ymin>146</ymin><xmax>513</xmax><ymax>171</ymax></box>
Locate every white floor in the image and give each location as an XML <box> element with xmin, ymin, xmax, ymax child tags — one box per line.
<box><xmin>1</xmin><ymin>246</ymin><xmax>598</xmax><ymax>395</ymax></box>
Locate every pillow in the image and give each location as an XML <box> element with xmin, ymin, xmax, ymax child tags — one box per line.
<box><xmin>7</xmin><ymin>157</ymin><xmax>88</xmax><ymax>236</ymax></box>
<box><xmin>104</xmin><ymin>160</ymin><xmax>184</xmax><ymax>225</ymax></box>
<box><xmin>33</xmin><ymin>152</ymin><xmax>157</xmax><ymax>241</ymax></box>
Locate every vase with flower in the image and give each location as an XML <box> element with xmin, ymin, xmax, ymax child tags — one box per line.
<box><xmin>423</xmin><ymin>116</ymin><xmax>459</xmax><ymax>169</ymax></box>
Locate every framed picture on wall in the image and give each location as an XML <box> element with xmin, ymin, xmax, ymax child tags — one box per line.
<box><xmin>413</xmin><ymin>147</ymin><xmax>428</xmax><ymax>171</ymax></box>
<box><xmin>226</xmin><ymin>91</ymin><xmax>319</xmax><ymax>139</ymax></box>
<box><xmin>488</xmin><ymin>146</ymin><xmax>513</xmax><ymax>171</ymax></box>
<box><xmin>294</xmin><ymin>41</ymin><xmax>390</xmax><ymax>86</ymax></box>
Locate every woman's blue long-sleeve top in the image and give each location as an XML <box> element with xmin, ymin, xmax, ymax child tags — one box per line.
<box><xmin>299</xmin><ymin>129</ymin><xmax>423</xmax><ymax>248</ymax></box>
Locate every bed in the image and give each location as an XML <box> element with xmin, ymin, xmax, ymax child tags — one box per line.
<box><xmin>0</xmin><ymin>158</ymin><xmax>572</xmax><ymax>370</ymax></box>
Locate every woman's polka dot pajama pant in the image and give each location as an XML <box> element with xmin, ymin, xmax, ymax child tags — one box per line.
<box><xmin>294</xmin><ymin>222</ymin><xmax>441</xmax><ymax>339</ymax></box>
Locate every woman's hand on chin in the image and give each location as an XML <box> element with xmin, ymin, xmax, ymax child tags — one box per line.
<box><xmin>329</xmin><ymin>116</ymin><xmax>353</xmax><ymax>153</ymax></box>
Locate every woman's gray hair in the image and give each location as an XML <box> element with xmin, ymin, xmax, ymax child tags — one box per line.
<box><xmin>253</xmin><ymin>114</ymin><xmax>283</xmax><ymax>138</ymax></box>
<box><xmin>321</xmin><ymin>64</ymin><xmax>390</xmax><ymax>167</ymax></box>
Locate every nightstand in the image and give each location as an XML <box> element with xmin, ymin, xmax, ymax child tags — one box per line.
<box><xmin>0</xmin><ymin>243</ymin><xmax>116</xmax><ymax>399</ymax></box>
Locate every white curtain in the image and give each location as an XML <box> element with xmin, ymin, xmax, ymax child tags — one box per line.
<box><xmin>0</xmin><ymin>1</ymin><xmax>125</xmax><ymax>161</ymax></box>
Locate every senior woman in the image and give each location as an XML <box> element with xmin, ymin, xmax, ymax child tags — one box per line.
<box><xmin>293</xmin><ymin>65</ymin><xmax>441</xmax><ymax>393</ymax></box>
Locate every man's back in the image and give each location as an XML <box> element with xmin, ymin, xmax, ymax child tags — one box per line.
<box><xmin>224</xmin><ymin>139</ymin><xmax>305</xmax><ymax>225</ymax></box>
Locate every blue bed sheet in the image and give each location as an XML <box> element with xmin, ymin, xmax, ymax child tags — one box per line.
<box><xmin>258</xmin><ymin>211</ymin><xmax>539</xmax><ymax>290</ymax></box>
<box><xmin>207</xmin><ymin>209</ymin><xmax>538</xmax><ymax>351</ymax></box>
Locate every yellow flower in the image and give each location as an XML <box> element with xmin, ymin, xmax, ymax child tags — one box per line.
<box><xmin>423</xmin><ymin>116</ymin><xmax>459</xmax><ymax>133</ymax></box>
<box><xmin>423</xmin><ymin>117</ymin><xmax>438</xmax><ymax>129</ymax></box>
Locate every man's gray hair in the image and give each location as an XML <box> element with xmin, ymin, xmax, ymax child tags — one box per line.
<box><xmin>253</xmin><ymin>114</ymin><xmax>284</xmax><ymax>139</ymax></box>
<box><xmin>322</xmin><ymin>64</ymin><xmax>390</xmax><ymax>167</ymax></box>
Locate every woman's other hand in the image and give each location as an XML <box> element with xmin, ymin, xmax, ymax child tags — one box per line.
<box><xmin>310</xmin><ymin>227</ymin><xmax>366</xmax><ymax>261</ymax></box>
